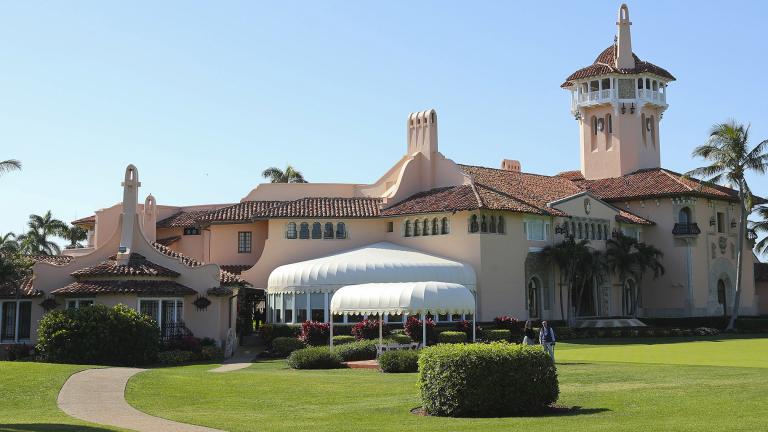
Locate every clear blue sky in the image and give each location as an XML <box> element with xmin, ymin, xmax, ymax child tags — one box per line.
<box><xmin>1</xmin><ymin>1</ymin><xmax>767</xmax><ymax>252</ymax></box>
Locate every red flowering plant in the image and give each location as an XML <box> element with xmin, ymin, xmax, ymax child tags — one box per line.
<box><xmin>299</xmin><ymin>320</ymin><xmax>330</xmax><ymax>346</ymax></box>
<box><xmin>351</xmin><ymin>318</ymin><xmax>390</xmax><ymax>340</ymax></box>
<box><xmin>455</xmin><ymin>320</ymin><xmax>481</xmax><ymax>339</ymax></box>
<box><xmin>493</xmin><ymin>315</ymin><xmax>519</xmax><ymax>330</ymax></box>
<box><xmin>404</xmin><ymin>316</ymin><xmax>436</xmax><ymax>344</ymax></box>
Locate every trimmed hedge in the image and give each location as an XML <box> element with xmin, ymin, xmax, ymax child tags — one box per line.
<box><xmin>36</xmin><ymin>304</ymin><xmax>159</xmax><ymax>366</ymax></box>
<box><xmin>260</xmin><ymin>324</ymin><xmax>301</xmax><ymax>344</ymax></box>
<box><xmin>388</xmin><ymin>334</ymin><xmax>413</xmax><ymax>344</ymax></box>
<box><xmin>438</xmin><ymin>331</ymin><xmax>467</xmax><ymax>344</ymax></box>
<box><xmin>482</xmin><ymin>329</ymin><xmax>511</xmax><ymax>342</ymax></box>
<box><xmin>287</xmin><ymin>346</ymin><xmax>343</xmax><ymax>369</ymax></box>
<box><xmin>332</xmin><ymin>335</ymin><xmax>356</xmax><ymax>345</ymax></box>
<box><xmin>158</xmin><ymin>350</ymin><xmax>196</xmax><ymax>365</ymax></box>
<box><xmin>271</xmin><ymin>337</ymin><xmax>306</xmax><ymax>358</ymax></box>
<box><xmin>379</xmin><ymin>349</ymin><xmax>419</xmax><ymax>373</ymax></box>
<box><xmin>333</xmin><ymin>339</ymin><xmax>377</xmax><ymax>361</ymax></box>
<box><xmin>418</xmin><ymin>342</ymin><xmax>559</xmax><ymax>417</ymax></box>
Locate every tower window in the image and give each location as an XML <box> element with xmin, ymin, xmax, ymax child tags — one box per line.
<box><xmin>311</xmin><ymin>222</ymin><xmax>322</xmax><ymax>239</ymax></box>
<box><xmin>469</xmin><ymin>215</ymin><xmax>479</xmax><ymax>233</ymax></box>
<box><xmin>431</xmin><ymin>218</ymin><xmax>439</xmax><ymax>235</ymax></box>
<box><xmin>299</xmin><ymin>222</ymin><xmax>310</xmax><ymax>239</ymax></box>
<box><xmin>286</xmin><ymin>222</ymin><xmax>297</xmax><ymax>239</ymax></box>
<box><xmin>441</xmin><ymin>217</ymin><xmax>450</xmax><ymax>235</ymax></box>
<box><xmin>386</xmin><ymin>221</ymin><xmax>394</xmax><ymax>233</ymax></box>
<box><xmin>238</xmin><ymin>231</ymin><xmax>252</xmax><ymax>253</ymax></box>
<box><xmin>637</xmin><ymin>78</ymin><xmax>644</xmax><ymax>89</ymax></box>
<box><xmin>404</xmin><ymin>220</ymin><xmax>412</xmax><ymax>237</ymax></box>
<box><xmin>607</xmin><ymin>114</ymin><xmax>613</xmax><ymax>133</ymax></box>
<box><xmin>183</xmin><ymin>227</ymin><xmax>200</xmax><ymax>236</ymax></box>
<box><xmin>422</xmin><ymin>219</ymin><xmax>429</xmax><ymax>236</ymax></box>
<box><xmin>323</xmin><ymin>222</ymin><xmax>334</xmax><ymax>239</ymax></box>
<box><xmin>335</xmin><ymin>222</ymin><xmax>347</xmax><ymax>239</ymax></box>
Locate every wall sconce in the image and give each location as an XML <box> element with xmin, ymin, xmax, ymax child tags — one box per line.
<box><xmin>730</xmin><ymin>219</ymin><xmax>737</xmax><ymax>229</ymax></box>
<box><xmin>621</xmin><ymin>103</ymin><xmax>626</xmax><ymax>114</ymax></box>
<box><xmin>555</xmin><ymin>224</ymin><xmax>567</xmax><ymax>235</ymax></box>
<box><xmin>709</xmin><ymin>216</ymin><xmax>716</xmax><ymax>227</ymax></box>
<box><xmin>630</xmin><ymin>103</ymin><xmax>635</xmax><ymax>114</ymax></box>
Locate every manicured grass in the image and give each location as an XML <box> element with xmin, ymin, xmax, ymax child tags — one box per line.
<box><xmin>0</xmin><ymin>362</ymin><xmax>124</xmax><ymax>432</ymax></box>
<box><xmin>124</xmin><ymin>335</ymin><xmax>768</xmax><ymax>432</ymax></box>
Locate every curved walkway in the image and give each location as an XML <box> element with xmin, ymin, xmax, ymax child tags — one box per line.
<box><xmin>209</xmin><ymin>346</ymin><xmax>261</xmax><ymax>373</ymax></box>
<box><xmin>58</xmin><ymin>367</ymin><xmax>223</xmax><ymax>432</ymax></box>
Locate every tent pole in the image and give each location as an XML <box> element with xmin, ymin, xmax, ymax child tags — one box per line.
<box><xmin>473</xmin><ymin>293</ymin><xmax>477</xmax><ymax>343</ymax></box>
<box><xmin>422</xmin><ymin>312</ymin><xmax>427</xmax><ymax>348</ymax></box>
<box><xmin>329</xmin><ymin>313</ymin><xmax>334</xmax><ymax>350</ymax></box>
<box><xmin>378</xmin><ymin>314</ymin><xmax>383</xmax><ymax>347</ymax></box>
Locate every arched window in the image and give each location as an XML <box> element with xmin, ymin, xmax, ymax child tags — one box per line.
<box><xmin>404</xmin><ymin>220</ymin><xmax>412</xmax><ymax>237</ymax></box>
<box><xmin>497</xmin><ymin>216</ymin><xmax>505</xmax><ymax>234</ymax></box>
<box><xmin>489</xmin><ymin>215</ymin><xmax>497</xmax><ymax>233</ymax></box>
<box><xmin>597</xmin><ymin>224</ymin><xmax>602</xmax><ymax>240</ymax></box>
<box><xmin>623</xmin><ymin>280</ymin><xmax>636</xmax><ymax>316</ymax></box>
<box><xmin>414</xmin><ymin>219</ymin><xmax>421</xmax><ymax>236</ymax></box>
<box><xmin>607</xmin><ymin>113</ymin><xmax>613</xmax><ymax>133</ymax></box>
<box><xmin>678</xmin><ymin>207</ymin><xmax>691</xmax><ymax>224</ymax></box>
<box><xmin>480</xmin><ymin>215</ymin><xmax>488</xmax><ymax>233</ymax></box>
<box><xmin>527</xmin><ymin>277</ymin><xmax>540</xmax><ymax>319</ymax></box>
<box><xmin>431</xmin><ymin>218</ymin><xmax>439</xmax><ymax>235</ymax></box>
<box><xmin>641</xmin><ymin>113</ymin><xmax>647</xmax><ymax>146</ymax></box>
<box><xmin>335</xmin><ymin>222</ymin><xmax>347</xmax><ymax>239</ymax></box>
<box><xmin>590</xmin><ymin>116</ymin><xmax>598</xmax><ymax>152</ymax></box>
<box><xmin>311</xmin><ymin>222</ymin><xmax>322</xmax><ymax>239</ymax></box>
<box><xmin>591</xmin><ymin>223</ymin><xmax>596</xmax><ymax>240</ymax></box>
<box><xmin>717</xmin><ymin>279</ymin><xmax>727</xmax><ymax>317</ymax></box>
<box><xmin>469</xmin><ymin>215</ymin><xmax>479</xmax><ymax>233</ymax></box>
<box><xmin>422</xmin><ymin>219</ymin><xmax>430</xmax><ymax>236</ymax></box>
<box><xmin>637</xmin><ymin>78</ymin><xmax>643</xmax><ymax>89</ymax></box>
<box><xmin>286</xmin><ymin>222</ymin><xmax>297</xmax><ymax>239</ymax></box>
<box><xmin>441</xmin><ymin>217</ymin><xmax>450</xmax><ymax>234</ymax></box>
<box><xmin>323</xmin><ymin>222</ymin><xmax>334</xmax><ymax>239</ymax></box>
<box><xmin>578</xmin><ymin>222</ymin><xmax>583</xmax><ymax>239</ymax></box>
<box><xmin>605</xmin><ymin>224</ymin><xmax>610</xmax><ymax>239</ymax></box>
<box><xmin>299</xmin><ymin>222</ymin><xmax>310</xmax><ymax>239</ymax></box>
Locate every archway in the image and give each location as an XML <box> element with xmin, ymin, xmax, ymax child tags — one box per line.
<box><xmin>717</xmin><ymin>278</ymin><xmax>728</xmax><ymax>318</ymax></box>
<box><xmin>622</xmin><ymin>279</ymin><xmax>636</xmax><ymax>316</ymax></box>
<box><xmin>527</xmin><ymin>277</ymin><xmax>541</xmax><ymax>319</ymax></box>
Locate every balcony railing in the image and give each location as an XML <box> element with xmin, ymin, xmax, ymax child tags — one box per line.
<box><xmin>573</xmin><ymin>89</ymin><xmax>666</xmax><ymax>110</ymax></box>
<box><xmin>161</xmin><ymin>321</ymin><xmax>192</xmax><ymax>342</ymax></box>
<box><xmin>672</xmin><ymin>223</ymin><xmax>701</xmax><ymax>236</ymax></box>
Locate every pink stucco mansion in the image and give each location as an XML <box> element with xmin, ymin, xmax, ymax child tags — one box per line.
<box><xmin>3</xmin><ymin>4</ymin><xmax>767</xmax><ymax>348</ymax></box>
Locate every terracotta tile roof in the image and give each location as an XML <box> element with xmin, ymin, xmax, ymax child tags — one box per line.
<box><xmin>755</xmin><ymin>263</ymin><xmax>768</xmax><ymax>282</ymax></box>
<box><xmin>616</xmin><ymin>209</ymin><xmax>654</xmax><ymax>226</ymax></box>
<box><xmin>32</xmin><ymin>255</ymin><xmax>74</xmax><ymax>266</ymax></box>
<box><xmin>219</xmin><ymin>264</ymin><xmax>253</xmax><ymax>275</ymax></box>
<box><xmin>207</xmin><ymin>286</ymin><xmax>234</xmax><ymax>296</ymax></box>
<box><xmin>562</xmin><ymin>44</ymin><xmax>675</xmax><ymax>88</ymax></box>
<box><xmin>71</xmin><ymin>215</ymin><xmax>96</xmax><ymax>226</ymax></box>
<box><xmin>151</xmin><ymin>242</ymin><xmax>248</xmax><ymax>286</ymax></box>
<box><xmin>200</xmin><ymin>201</ymin><xmax>285</xmax><ymax>224</ymax></box>
<box><xmin>157</xmin><ymin>236</ymin><xmax>181</xmax><ymax>246</ymax></box>
<box><xmin>251</xmin><ymin>197</ymin><xmax>382</xmax><ymax>219</ymax></box>
<box><xmin>0</xmin><ymin>277</ymin><xmax>42</xmax><ymax>298</ymax></box>
<box><xmin>71</xmin><ymin>253</ymin><xmax>180</xmax><ymax>278</ymax></box>
<box><xmin>380</xmin><ymin>185</ymin><xmax>480</xmax><ymax>216</ymax></box>
<box><xmin>570</xmin><ymin>168</ymin><xmax>740</xmax><ymax>203</ymax></box>
<box><xmin>156</xmin><ymin>210</ymin><xmax>211</xmax><ymax>228</ymax></box>
<box><xmin>51</xmin><ymin>280</ymin><xmax>197</xmax><ymax>296</ymax></box>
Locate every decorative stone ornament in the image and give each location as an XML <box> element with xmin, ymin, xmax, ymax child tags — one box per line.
<box><xmin>584</xmin><ymin>198</ymin><xmax>592</xmax><ymax>215</ymax></box>
<box><xmin>193</xmin><ymin>296</ymin><xmax>211</xmax><ymax>311</ymax></box>
<box><xmin>39</xmin><ymin>297</ymin><xmax>59</xmax><ymax>311</ymax></box>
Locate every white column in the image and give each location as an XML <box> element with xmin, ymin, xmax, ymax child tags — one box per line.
<box><xmin>292</xmin><ymin>293</ymin><xmax>297</xmax><ymax>324</ymax></box>
<box><xmin>329</xmin><ymin>317</ymin><xmax>334</xmax><ymax>350</ymax></box>
<box><xmin>323</xmin><ymin>292</ymin><xmax>329</xmax><ymax>323</ymax></box>
<box><xmin>421</xmin><ymin>312</ymin><xmax>427</xmax><ymax>347</ymax></box>
<box><xmin>378</xmin><ymin>316</ymin><xmax>383</xmax><ymax>347</ymax></box>
<box><xmin>306</xmin><ymin>292</ymin><xmax>311</xmax><ymax>322</ymax></box>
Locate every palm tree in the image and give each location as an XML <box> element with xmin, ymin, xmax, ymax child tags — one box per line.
<box><xmin>633</xmin><ymin>242</ymin><xmax>665</xmax><ymax>313</ymax></box>
<box><xmin>687</xmin><ymin>121</ymin><xmax>768</xmax><ymax>330</ymax></box>
<box><xmin>262</xmin><ymin>165</ymin><xmax>308</xmax><ymax>183</ymax></box>
<box><xmin>61</xmin><ymin>225</ymin><xmax>88</xmax><ymax>249</ymax></box>
<box><xmin>0</xmin><ymin>159</ymin><xmax>21</xmax><ymax>177</ymax></box>
<box><xmin>604</xmin><ymin>234</ymin><xmax>641</xmax><ymax>317</ymax></box>
<box><xmin>540</xmin><ymin>236</ymin><xmax>591</xmax><ymax>326</ymax></box>
<box><xmin>574</xmin><ymin>249</ymin><xmax>606</xmax><ymax>317</ymax></box>
<box><xmin>0</xmin><ymin>233</ymin><xmax>20</xmax><ymax>254</ymax></box>
<box><xmin>17</xmin><ymin>211</ymin><xmax>68</xmax><ymax>255</ymax></box>
<box><xmin>751</xmin><ymin>205</ymin><xmax>768</xmax><ymax>256</ymax></box>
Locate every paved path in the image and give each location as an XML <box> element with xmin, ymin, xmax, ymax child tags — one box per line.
<box><xmin>209</xmin><ymin>346</ymin><xmax>261</xmax><ymax>373</ymax></box>
<box><xmin>58</xmin><ymin>367</ymin><xmax>223</xmax><ymax>432</ymax></box>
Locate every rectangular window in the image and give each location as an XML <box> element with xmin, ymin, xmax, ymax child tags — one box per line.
<box><xmin>139</xmin><ymin>299</ymin><xmax>183</xmax><ymax>338</ymax></box>
<box><xmin>716</xmin><ymin>212</ymin><xmax>725</xmax><ymax>234</ymax></box>
<box><xmin>238</xmin><ymin>231</ymin><xmax>252</xmax><ymax>253</ymax></box>
<box><xmin>310</xmin><ymin>293</ymin><xmax>325</xmax><ymax>322</ymax></box>
<box><xmin>618</xmin><ymin>79</ymin><xmax>636</xmax><ymax>99</ymax></box>
<box><xmin>525</xmin><ymin>220</ymin><xmax>546</xmax><ymax>241</ymax></box>
<box><xmin>183</xmin><ymin>227</ymin><xmax>200</xmax><ymax>235</ymax></box>
<box><xmin>0</xmin><ymin>301</ymin><xmax>32</xmax><ymax>342</ymax></box>
<box><xmin>386</xmin><ymin>221</ymin><xmax>394</xmax><ymax>233</ymax></box>
<box><xmin>67</xmin><ymin>299</ymin><xmax>94</xmax><ymax>309</ymax></box>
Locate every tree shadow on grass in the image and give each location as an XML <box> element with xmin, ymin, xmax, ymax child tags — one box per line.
<box><xmin>411</xmin><ymin>406</ymin><xmax>610</xmax><ymax>418</ymax></box>
<box><xmin>0</xmin><ymin>424</ymin><xmax>119</xmax><ymax>432</ymax></box>
<box><xmin>564</xmin><ymin>333</ymin><xmax>766</xmax><ymax>347</ymax></box>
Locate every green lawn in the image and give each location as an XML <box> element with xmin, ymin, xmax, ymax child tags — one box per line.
<box><xmin>123</xmin><ymin>335</ymin><xmax>768</xmax><ymax>432</ymax></box>
<box><xmin>0</xmin><ymin>362</ymin><xmax>124</xmax><ymax>432</ymax></box>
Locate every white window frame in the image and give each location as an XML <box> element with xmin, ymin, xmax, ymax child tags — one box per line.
<box><xmin>0</xmin><ymin>300</ymin><xmax>33</xmax><ymax>343</ymax></box>
<box><xmin>524</xmin><ymin>219</ymin><xmax>548</xmax><ymax>241</ymax></box>
<box><xmin>137</xmin><ymin>298</ymin><xmax>184</xmax><ymax>329</ymax></box>
<box><xmin>66</xmin><ymin>298</ymin><xmax>95</xmax><ymax>309</ymax></box>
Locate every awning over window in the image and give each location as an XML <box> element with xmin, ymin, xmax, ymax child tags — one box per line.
<box><xmin>267</xmin><ymin>242</ymin><xmax>476</xmax><ymax>294</ymax></box>
<box><xmin>330</xmin><ymin>281</ymin><xmax>475</xmax><ymax>316</ymax></box>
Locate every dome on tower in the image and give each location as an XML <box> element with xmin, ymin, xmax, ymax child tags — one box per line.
<box><xmin>561</xmin><ymin>43</ymin><xmax>675</xmax><ymax>88</ymax></box>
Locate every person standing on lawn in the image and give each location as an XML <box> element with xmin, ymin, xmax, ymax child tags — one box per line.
<box><xmin>539</xmin><ymin>320</ymin><xmax>556</xmax><ymax>362</ymax></box>
<box><xmin>522</xmin><ymin>320</ymin><xmax>536</xmax><ymax>345</ymax></box>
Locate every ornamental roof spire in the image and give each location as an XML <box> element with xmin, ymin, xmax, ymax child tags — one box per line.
<box><xmin>616</xmin><ymin>4</ymin><xmax>635</xmax><ymax>69</ymax></box>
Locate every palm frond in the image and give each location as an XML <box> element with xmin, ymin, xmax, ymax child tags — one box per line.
<box><xmin>0</xmin><ymin>159</ymin><xmax>22</xmax><ymax>175</ymax></box>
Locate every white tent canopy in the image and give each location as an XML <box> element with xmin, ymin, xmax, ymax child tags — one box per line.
<box><xmin>267</xmin><ymin>242</ymin><xmax>476</xmax><ymax>294</ymax></box>
<box><xmin>330</xmin><ymin>281</ymin><xmax>475</xmax><ymax>316</ymax></box>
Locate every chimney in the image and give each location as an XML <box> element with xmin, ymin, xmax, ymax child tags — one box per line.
<box><xmin>407</xmin><ymin>109</ymin><xmax>438</xmax><ymax>157</ymax></box>
<box><xmin>142</xmin><ymin>194</ymin><xmax>157</xmax><ymax>243</ymax></box>
<box><xmin>501</xmin><ymin>159</ymin><xmax>521</xmax><ymax>172</ymax></box>
<box><xmin>615</xmin><ymin>4</ymin><xmax>635</xmax><ymax>69</ymax></box>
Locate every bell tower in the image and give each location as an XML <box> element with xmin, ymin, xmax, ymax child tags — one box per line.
<box><xmin>562</xmin><ymin>4</ymin><xmax>675</xmax><ymax>180</ymax></box>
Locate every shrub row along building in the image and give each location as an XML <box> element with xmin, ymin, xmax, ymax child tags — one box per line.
<box><xmin>2</xmin><ymin>4</ymin><xmax>766</xmax><ymax>350</ymax></box>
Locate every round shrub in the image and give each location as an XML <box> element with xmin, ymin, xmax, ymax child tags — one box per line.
<box><xmin>418</xmin><ymin>342</ymin><xmax>558</xmax><ymax>417</ymax></box>
<box><xmin>351</xmin><ymin>319</ymin><xmax>390</xmax><ymax>340</ymax></box>
<box><xmin>333</xmin><ymin>339</ymin><xmax>377</xmax><ymax>361</ymax></box>
<box><xmin>379</xmin><ymin>349</ymin><xmax>419</xmax><ymax>373</ymax></box>
<box><xmin>36</xmin><ymin>304</ymin><xmax>159</xmax><ymax>366</ymax></box>
<box><xmin>271</xmin><ymin>337</ymin><xmax>306</xmax><ymax>358</ymax></box>
<box><xmin>332</xmin><ymin>335</ymin><xmax>356</xmax><ymax>345</ymax></box>
<box><xmin>299</xmin><ymin>321</ymin><xmax>330</xmax><ymax>346</ymax></box>
<box><xmin>438</xmin><ymin>331</ymin><xmax>467</xmax><ymax>344</ymax></box>
<box><xmin>288</xmin><ymin>346</ymin><xmax>343</xmax><ymax>369</ymax></box>
<box><xmin>387</xmin><ymin>334</ymin><xmax>413</xmax><ymax>344</ymax></box>
<box><xmin>260</xmin><ymin>324</ymin><xmax>300</xmax><ymax>344</ymax></box>
<box><xmin>482</xmin><ymin>329</ymin><xmax>511</xmax><ymax>342</ymax></box>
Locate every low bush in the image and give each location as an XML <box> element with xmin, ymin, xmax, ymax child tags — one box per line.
<box><xmin>351</xmin><ymin>319</ymin><xmax>391</xmax><ymax>340</ymax></box>
<box><xmin>332</xmin><ymin>335</ymin><xmax>356</xmax><ymax>345</ymax></box>
<box><xmin>493</xmin><ymin>315</ymin><xmax>519</xmax><ymax>331</ymax></box>
<box><xmin>694</xmin><ymin>327</ymin><xmax>720</xmax><ymax>336</ymax></box>
<box><xmin>36</xmin><ymin>304</ymin><xmax>159</xmax><ymax>366</ymax></box>
<box><xmin>163</xmin><ymin>335</ymin><xmax>202</xmax><ymax>353</ymax></box>
<box><xmin>271</xmin><ymin>337</ymin><xmax>306</xmax><ymax>358</ymax></box>
<box><xmin>482</xmin><ymin>329</ymin><xmax>511</xmax><ymax>342</ymax></box>
<box><xmin>287</xmin><ymin>346</ymin><xmax>343</xmax><ymax>369</ymax></box>
<box><xmin>200</xmin><ymin>345</ymin><xmax>224</xmax><ymax>361</ymax></box>
<box><xmin>418</xmin><ymin>342</ymin><xmax>558</xmax><ymax>417</ymax></box>
<box><xmin>438</xmin><ymin>331</ymin><xmax>467</xmax><ymax>344</ymax></box>
<box><xmin>158</xmin><ymin>350</ymin><xmax>196</xmax><ymax>365</ymax></box>
<box><xmin>387</xmin><ymin>334</ymin><xmax>413</xmax><ymax>344</ymax></box>
<box><xmin>200</xmin><ymin>337</ymin><xmax>217</xmax><ymax>347</ymax></box>
<box><xmin>3</xmin><ymin>343</ymin><xmax>33</xmax><ymax>361</ymax></box>
<box><xmin>260</xmin><ymin>324</ymin><xmax>300</xmax><ymax>344</ymax></box>
<box><xmin>379</xmin><ymin>349</ymin><xmax>419</xmax><ymax>373</ymax></box>
<box><xmin>404</xmin><ymin>316</ymin><xmax>436</xmax><ymax>344</ymax></box>
<box><xmin>333</xmin><ymin>339</ymin><xmax>377</xmax><ymax>361</ymax></box>
<box><xmin>299</xmin><ymin>321</ymin><xmax>330</xmax><ymax>346</ymax></box>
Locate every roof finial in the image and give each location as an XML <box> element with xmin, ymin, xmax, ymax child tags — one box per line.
<box><xmin>615</xmin><ymin>4</ymin><xmax>635</xmax><ymax>69</ymax></box>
